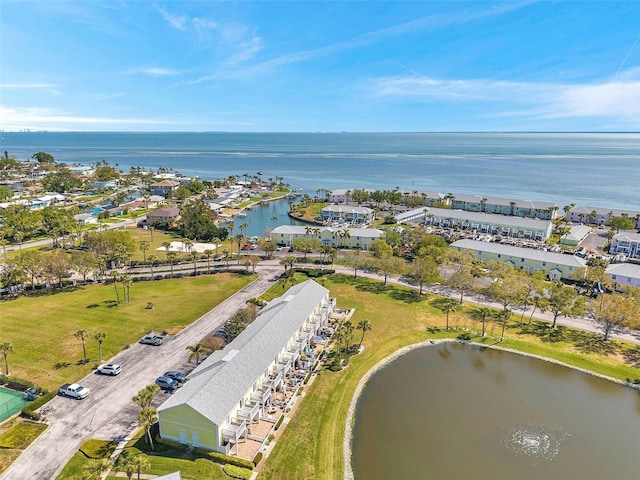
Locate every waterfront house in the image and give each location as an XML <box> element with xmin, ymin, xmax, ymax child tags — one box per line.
<box><xmin>73</xmin><ymin>213</ymin><xmax>97</xmax><ymax>225</ymax></box>
<box><xmin>396</xmin><ymin>207</ymin><xmax>554</xmax><ymax>241</ymax></box>
<box><xmin>270</xmin><ymin>225</ymin><xmax>384</xmax><ymax>250</ymax></box>
<box><xmin>150</xmin><ymin>180</ymin><xmax>181</xmax><ymax>197</ymax></box>
<box><xmin>567</xmin><ymin>206</ymin><xmax>640</xmax><ymax>228</ymax></box>
<box><xmin>605</xmin><ymin>263</ymin><xmax>640</xmax><ymax>288</ymax></box>
<box><xmin>320</xmin><ymin>205</ymin><xmax>374</xmax><ymax>225</ymax></box>
<box><xmin>146</xmin><ymin>206</ymin><xmax>180</xmax><ymax>225</ymax></box>
<box><xmin>158</xmin><ymin>280</ymin><xmax>334</xmax><ymax>457</ymax></box>
<box><xmin>609</xmin><ymin>232</ymin><xmax>640</xmax><ymax>259</ymax></box>
<box><xmin>450</xmin><ymin>239</ymin><xmax>587</xmax><ymax>280</ymax></box>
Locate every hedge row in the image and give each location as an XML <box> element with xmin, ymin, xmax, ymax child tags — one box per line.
<box><xmin>21</xmin><ymin>392</ymin><xmax>55</xmax><ymax>421</ymax></box>
<box><xmin>0</xmin><ymin>374</ymin><xmax>39</xmax><ymax>393</ymax></box>
<box><xmin>223</xmin><ymin>464</ymin><xmax>252</xmax><ymax>480</ymax></box>
<box><xmin>274</xmin><ymin>415</ymin><xmax>285</xmax><ymax>431</ymax></box>
<box><xmin>192</xmin><ymin>447</ymin><xmax>255</xmax><ymax>470</ymax></box>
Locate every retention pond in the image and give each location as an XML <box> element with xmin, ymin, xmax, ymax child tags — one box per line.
<box><xmin>351</xmin><ymin>342</ymin><xmax>640</xmax><ymax>480</ymax></box>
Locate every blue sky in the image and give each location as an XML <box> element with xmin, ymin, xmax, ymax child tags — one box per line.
<box><xmin>1</xmin><ymin>1</ymin><xmax>639</xmax><ymax>132</ymax></box>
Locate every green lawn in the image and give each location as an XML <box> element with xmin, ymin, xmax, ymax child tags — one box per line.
<box><xmin>1</xmin><ymin>273</ymin><xmax>255</xmax><ymax>387</ymax></box>
<box><xmin>0</xmin><ymin>418</ymin><xmax>47</xmax><ymax>475</ymax></box>
<box><xmin>259</xmin><ymin>274</ymin><xmax>640</xmax><ymax>480</ymax></box>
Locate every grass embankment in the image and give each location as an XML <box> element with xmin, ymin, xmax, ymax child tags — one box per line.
<box><xmin>260</xmin><ymin>274</ymin><xmax>640</xmax><ymax>480</ymax></box>
<box><xmin>0</xmin><ymin>273</ymin><xmax>255</xmax><ymax>387</ymax></box>
<box><xmin>0</xmin><ymin>418</ymin><xmax>47</xmax><ymax>475</ymax></box>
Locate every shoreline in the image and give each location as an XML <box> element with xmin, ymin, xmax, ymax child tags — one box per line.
<box><xmin>342</xmin><ymin>338</ymin><xmax>640</xmax><ymax>480</ymax></box>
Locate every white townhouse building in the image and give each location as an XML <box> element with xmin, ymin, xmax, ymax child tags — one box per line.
<box><xmin>396</xmin><ymin>207</ymin><xmax>554</xmax><ymax>241</ymax></box>
<box><xmin>270</xmin><ymin>225</ymin><xmax>384</xmax><ymax>250</ymax></box>
<box><xmin>567</xmin><ymin>206</ymin><xmax>640</xmax><ymax>228</ymax></box>
<box><xmin>450</xmin><ymin>194</ymin><xmax>559</xmax><ymax>220</ymax></box>
<box><xmin>158</xmin><ymin>280</ymin><xmax>334</xmax><ymax>456</ymax></box>
<box><xmin>450</xmin><ymin>239</ymin><xmax>587</xmax><ymax>280</ymax></box>
<box><xmin>605</xmin><ymin>263</ymin><xmax>640</xmax><ymax>288</ymax></box>
<box><xmin>609</xmin><ymin>232</ymin><xmax>640</xmax><ymax>259</ymax></box>
<box><xmin>320</xmin><ymin>205</ymin><xmax>375</xmax><ymax>225</ymax></box>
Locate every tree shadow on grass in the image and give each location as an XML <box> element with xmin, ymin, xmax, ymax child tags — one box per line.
<box><xmin>103</xmin><ymin>300</ymin><xmax>119</xmax><ymax>308</ymax></box>
<box><xmin>331</xmin><ymin>274</ymin><xmax>426</xmax><ymax>304</ymax></box>
<box><xmin>53</xmin><ymin>362</ymin><xmax>71</xmax><ymax>369</ymax></box>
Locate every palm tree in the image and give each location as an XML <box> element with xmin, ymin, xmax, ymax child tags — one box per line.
<box><xmin>74</xmin><ymin>329</ymin><xmax>90</xmax><ymax>364</ymax></box>
<box><xmin>211</xmin><ymin>236</ymin><xmax>221</xmax><ymax>259</ymax></box>
<box><xmin>130</xmin><ymin>454</ymin><xmax>150</xmax><ymax>480</ymax></box>
<box><xmin>432</xmin><ymin>298</ymin><xmax>460</xmax><ymax>330</ymax></box>
<box><xmin>204</xmin><ymin>249</ymin><xmax>213</xmax><ymax>273</ymax></box>
<box><xmin>495</xmin><ymin>308</ymin><xmax>512</xmax><ymax>341</ymax></box>
<box><xmin>233</xmin><ymin>233</ymin><xmax>247</xmax><ymax>264</ymax></box>
<box><xmin>82</xmin><ymin>459</ymin><xmax>112</xmax><ymax>480</ymax></box>
<box><xmin>239</xmin><ymin>222</ymin><xmax>249</xmax><ymax>235</ymax></box>
<box><xmin>138</xmin><ymin>407</ymin><xmax>159</xmax><ymax>452</ymax></box>
<box><xmin>121</xmin><ymin>274</ymin><xmax>132</xmax><ymax>303</ymax></box>
<box><xmin>161</xmin><ymin>241</ymin><xmax>171</xmax><ymax>260</ymax></box>
<box><xmin>116</xmin><ymin>450</ymin><xmax>136</xmax><ymax>480</ymax></box>
<box><xmin>94</xmin><ymin>332</ymin><xmax>106</xmax><ymax>362</ymax></box>
<box><xmin>147</xmin><ymin>254</ymin><xmax>157</xmax><ymax>276</ymax></box>
<box><xmin>0</xmin><ymin>342</ymin><xmax>13</xmax><ymax>375</ymax></box>
<box><xmin>186</xmin><ymin>342</ymin><xmax>210</xmax><ymax>365</ymax></box>
<box><xmin>357</xmin><ymin>320</ymin><xmax>372</xmax><ymax>348</ymax></box>
<box><xmin>227</xmin><ymin>222</ymin><xmax>235</xmax><ymax>237</ymax></box>
<box><xmin>470</xmin><ymin>307</ymin><xmax>493</xmax><ymax>337</ymax></box>
<box><xmin>111</xmin><ymin>271</ymin><xmax>121</xmax><ymax>304</ymax></box>
<box><xmin>132</xmin><ymin>384</ymin><xmax>160</xmax><ymax>410</ymax></box>
<box><xmin>190</xmin><ymin>250</ymin><xmax>199</xmax><ymax>275</ymax></box>
<box><xmin>167</xmin><ymin>251</ymin><xmax>177</xmax><ymax>275</ymax></box>
<box><xmin>139</xmin><ymin>241</ymin><xmax>150</xmax><ymax>263</ymax></box>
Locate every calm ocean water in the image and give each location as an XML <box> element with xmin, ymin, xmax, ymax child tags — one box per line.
<box><xmin>1</xmin><ymin>132</ymin><xmax>639</xmax><ymax>210</ymax></box>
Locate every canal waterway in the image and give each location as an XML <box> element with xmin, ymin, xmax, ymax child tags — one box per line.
<box><xmin>351</xmin><ymin>342</ymin><xmax>640</xmax><ymax>480</ymax></box>
<box><xmin>220</xmin><ymin>197</ymin><xmax>304</xmax><ymax>238</ymax></box>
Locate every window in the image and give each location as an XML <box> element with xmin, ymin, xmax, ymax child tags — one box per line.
<box><xmin>521</xmin><ymin>258</ymin><xmax>525</xmax><ymax>262</ymax></box>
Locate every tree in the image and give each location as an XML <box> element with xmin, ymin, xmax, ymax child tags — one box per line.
<box><xmin>494</xmin><ymin>308</ymin><xmax>512</xmax><ymax>341</ymax></box>
<box><xmin>186</xmin><ymin>342</ymin><xmax>210</xmax><ymax>365</ymax></box>
<box><xmin>166</xmin><ymin>251</ymin><xmax>178</xmax><ymax>275</ymax></box>
<box><xmin>32</xmin><ymin>151</ymin><xmax>55</xmax><ymax>164</ymax></box>
<box><xmin>139</xmin><ymin>241</ymin><xmax>150</xmax><ymax>263</ymax></box>
<box><xmin>369</xmin><ymin>239</ymin><xmax>393</xmax><ymax>259</ymax></box>
<box><xmin>373</xmin><ymin>256</ymin><xmax>406</xmax><ymax>285</ymax></box>
<box><xmin>0</xmin><ymin>343</ymin><xmax>13</xmax><ymax>375</ymax></box>
<box><xmin>607</xmin><ymin>216</ymin><xmax>634</xmax><ymax>233</ymax></box>
<box><xmin>233</xmin><ymin>233</ymin><xmax>247</xmax><ymax>264</ymax></box>
<box><xmin>116</xmin><ymin>450</ymin><xmax>136</xmax><ymax>480</ymax></box>
<box><xmin>544</xmin><ymin>281</ymin><xmax>585</xmax><ymax>328</ymax></box>
<box><xmin>447</xmin><ymin>269</ymin><xmax>476</xmax><ymax>304</ymax></box>
<box><xmin>407</xmin><ymin>256</ymin><xmax>440</xmax><ymax>294</ymax></box>
<box><xmin>132</xmin><ymin>384</ymin><xmax>160</xmax><ymax>410</ymax></box>
<box><xmin>111</xmin><ymin>272</ymin><xmax>121</xmax><ymax>304</ymax></box>
<box><xmin>470</xmin><ymin>307</ymin><xmax>494</xmax><ymax>337</ymax></box>
<box><xmin>432</xmin><ymin>297</ymin><xmax>460</xmax><ymax>329</ymax></box>
<box><xmin>129</xmin><ymin>454</ymin><xmax>150</xmax><ymax>480</ymax></box>
<box><xmin>74</xmin><ymin>329</ymin><xmax>90</xmax><ymax>364</ymax></box>
<box><xmin>15</xmin><ymin>250</ymin><xmax>42</xmax><ymax>290</ymax></box>
<box><xmin>589</xmin><ymin>293</ymin><xmax>639</xmax><ymax>341</ymax></box>
<box><xmin>204</xmin><ymin>249</ymin><xmax>214</xmax><ymax>273</ymax></box>
<box><xmin>71</xmin><ymin>251</ymin><xmax>98</xmax><ymax>284</ymax></box>
<box><xmin>344</xmin><ymin>250</ymin><xmax>364</xmax><ymax>278</ymax></box>
<box><xmin>40</xmin><ymin>249</ymin><xmax>71</xmax><ymax>287</ymax></box>
<box><xmin>190</xmin><ymin>250</ymin><xmax>199</xmax><ymax>275</ymax></box>
<box><xmin>357</xmin><ymin>320</ymin><xmax>372</xmax><ymax>348</ymax></box>
<box><xmin>82</xmin><ymin>459</ymin><xmax>112</xmax><ymax>480</ymax></box>
<box><xmin>138</xmin><ymin>407</ymin><xmax>159</xmax><ymax>452</ymax></box>
<box><xmin>94</xmin><ymin>332</ymin><xmax>106</xmax><ymax>362</ymax></box>
<box><xmin>180</xmin><ymin>199</ymin><xmax>223</xmax><ymax>241</ymax></box>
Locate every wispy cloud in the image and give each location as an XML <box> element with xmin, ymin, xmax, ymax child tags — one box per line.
<box><xmin>123</xmin><ymin>67</ymin><xmax>182</xmax><ymax>76</ymax></box>
<box><xmin>154</xmin><ymin>3</ymin><xmax>187</xmax><ymax>31</ymax></box>
<box><xmin>1</xmin><ymin>83</ymin><xmax>61</xmax><ymax>96</ymax></box>
<box><xmin>0</xmin><ymin>105</ymin><xmax>254</xmax><ymax>131</ymax></box>
<box><xmin>368</xmin><ymin>72</ymin><xmax>640</xmax><ymax>125</ymax></box>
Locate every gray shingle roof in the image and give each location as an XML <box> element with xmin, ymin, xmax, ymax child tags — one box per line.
<box><xmin>397</xmin><ymin>207</ymin><xmax>552</xmax><ymax>230</ymax></box>
<box><xmin>158</xmin><ymin>280</ymin><xmax>328</xmax><ymax>425</ymax></box>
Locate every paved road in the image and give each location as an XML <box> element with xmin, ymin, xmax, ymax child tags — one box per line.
<box><xmin>0</xmin><ymin>262</ymin><xmax>283</xmax><ymax>480</ymax></box>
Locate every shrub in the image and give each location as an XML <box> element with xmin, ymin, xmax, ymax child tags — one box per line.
<box><xmin>274</xmin><ymin>415</ymin><xmax>285</xmax><ymax>431</ymax></box>
<box><xmin>253</xmin><ymin>451</ymin><xmax>263</xmax><ymax>466</ymax></box>
<box><xmin>155</xmin><ymin>437</ymin><xmax>190</xmax><ymax>452</ymax></box>
<box><xmin>192</xmin><ymin>448</ymin><xmax>254</xmax><ymax>469</ymax></box>
<box><xmin>458</xmin><ymin>332</ymin><xmax>473</xmax><ymax>341</ymax></box>
<box><xmin>21</xmin><ymin>392</ymin><xmax>55</xmax><ymax>420</ymax></box>
<box><xmin>303</xmin><ymin>373</ymin><xmax>312</xmax><ymax>385</ymax></box>
<box><xmin>223</xmin><ymin>464</ymin><xmax>252</xmax><ymax>479</ymax></box>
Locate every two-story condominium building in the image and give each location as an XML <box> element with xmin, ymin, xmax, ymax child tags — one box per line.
<box><xmin>320</xmin><ymin>205</ymin><xmax>375</xmax><ymax>225</ymax></box>
<box><xmin>158</xmin><ymin>280</ymin><xmax>334</xmax><ymax>456</ymax></box>
<box><xmin>450</xmin><ymin>194</ymin><xmax>559</xmax><ymax>220</ymax></box>
<box><xmin>609</xmin><ymin>232</ymin><xmax>640</xmax><ymax>259</ymax></box>
<box><xmin>566</xmin><ymin>206</ymin><xmax>640</xmax><ymax>228</ymax></box>
<box><xmin>605</xmin><ymin>263</ymin><xmax>640</xmax><ymax>288</ymax></box>
<box><xmin>396</xmin><ymin>207</ymin><xmax>554</xmax><ymax>241</ymax></box>
<box><xmin>450</xmin><ymin>239</ymin><xmax>587</xmax><ymax>280</ymax></box>
<box><xmin>270</xmin><ymin>225</ymin><xmax>384</xmax><ymax>250</ymax></box>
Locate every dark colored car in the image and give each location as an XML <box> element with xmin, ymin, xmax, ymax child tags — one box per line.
<box><xmin>155</xmin><ymin>376</ymin><xmax>179</xmax><ymax>391</ymax></box>
<box><xmin>163</xmin><ymin>371</ymin><xmax>188</xmax><ymax>384</ymax></box>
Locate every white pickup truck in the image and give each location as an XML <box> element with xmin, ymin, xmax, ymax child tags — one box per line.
<box><xmin>59</xmin><ymin>383</ymin><xmax>90</xmax><ymax>399</ymax></box>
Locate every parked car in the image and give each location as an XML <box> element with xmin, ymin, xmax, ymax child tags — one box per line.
<box><xmin>241</xmin><ymin>244</ymin><xmax>252</xmax><ymax>250</ymax></box>
<box><xmin>249</xmin><ymin>244</ymin><xmax>258</xmax><ymax>250</ymax></box>
<box><xmin>214</xmin><ymin>327</ymin><xmax>227</xmax><ymax>336</ymax></box>
<box><xmin>140</xmin><ymin>333</ymin><xmax>164</xmax><ymax>346</ymax></box>
<box><xmin>96</xmin><ymin>363</ymin><xmax>122</xmax><ymax>376</ymax></box>
<box><xmin>155</xmin><ymin>376</ymin><xmax>179</xmax><ymax>391</ymax></box>
<box><xmin>59</xmin><ymin>383</ymin><xmax>90</xmax><ymax>399</ymax></box>
<box><xmin>163</xmin><ymin>371</ymin><xmax>188</xmax><ymax>384</ymax></box>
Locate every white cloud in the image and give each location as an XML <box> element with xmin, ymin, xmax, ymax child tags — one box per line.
<box><xmin>368</xmin><ymin>74</ymin><xmax>640</xmax><ymax>125</ymax></box>
<box><xmin>123</xmin><ymin>67</ymin><xmax>181</xmax><ymax>76</ymax></box>
<box><xmin>154</xmin><ymin>4</ymin><xmax>187</xmax><ymax>30</ymax></box>
<box><xmin>0</xmin><ymin>105</ymin><xmax>253</xmax><ymax>131</ymax></box>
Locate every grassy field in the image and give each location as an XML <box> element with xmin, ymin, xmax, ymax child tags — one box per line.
<box><xmin>0</xmin><ymin>418</ymin><xmax>47</xmax><ymax>475</ymax></box>
<box><xmin>259</xmin><ymin>274</ymin><xmax>640</xmax><ymax>480</ymax></box>
<box><xmin>0</xmin><ymin>273</ymin><xmax>255</xmax><ymax>387</ymax></box>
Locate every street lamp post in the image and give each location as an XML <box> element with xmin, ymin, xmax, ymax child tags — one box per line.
<box><xmin>47</xmin><ymin>373</ymin><xmax>52</xmax><ymax>393</ymax></box>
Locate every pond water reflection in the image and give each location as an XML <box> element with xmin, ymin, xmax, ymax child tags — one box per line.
<box><xmin>351</xmin><ymin>343</ymin><xmax>640</xmax><ymax>480</ymax></box>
